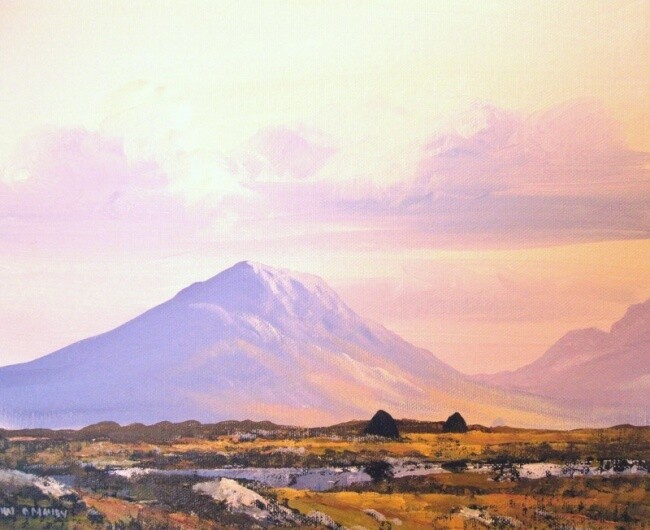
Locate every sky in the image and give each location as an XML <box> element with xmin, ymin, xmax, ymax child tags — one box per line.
<box><xmin>0</xmin><ymin>0</ymin><xmax>649</xmax><ymax>373</ymax></box>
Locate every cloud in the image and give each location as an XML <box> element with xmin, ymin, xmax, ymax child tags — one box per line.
<box><xmin>332</xmin><ymin>100</ymin><xmax>650</xmax><ymax>246</ymax></box>
<box><xmin>191</xmin><ymin>99</ymin><xmax>650</xmax><ymax>252</ymax></box>
<box><xmin>415</xmin><ymin>100</ymin><xmax>646</xmax><ymax>191</ymax></box>
<box><xmin>0</xmin><ymin>128</ymin><xmax>170</xmax><ymax>220</ymax></box>
<box><xmin>99</xmin><ymin>80</ymin><xmax>246</xmax><ymax>202</ymax></box>
<box><xmin>0</xmin><ymin>128</ymin><xmax>222</xmax><ymax>252</ymax></box>
<box><xmin>2</xmin><ymin>99</ymin><xmax>648</xmax><ymax>251</ymax></box>
<box><xmin>229</xmin><ymin>126</ymin><xmax>337</xmax><ymax>181</ymax></box>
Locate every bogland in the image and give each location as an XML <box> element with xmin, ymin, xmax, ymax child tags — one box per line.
<box><xmin>0</xmin><ymin>415</ymin><xmax>648</xmax><ymax>529</ymax></box>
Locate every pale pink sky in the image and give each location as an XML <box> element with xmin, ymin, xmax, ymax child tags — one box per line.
<box><xmin>1</xmin><ymin>1</ymin><xmax>649</xmax><ymax>372</ymax></box>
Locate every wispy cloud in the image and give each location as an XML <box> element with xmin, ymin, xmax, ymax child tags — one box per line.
<box><xmin>1</xmin><ymin>128</ymin><xmax>168</xmax><ymax>220</ymax></box>
<box><xmin>416</xmin><ymin>100</ymin><xmax>646</xmax><ymax>191</ymax></box>
<box><xmin>228</xmin><ymin>126</ymin><xmax>337</xmax><ymax>181</ymax></box>
<box><xmin>332</xmin><ymin>100</ymin><xmax>650</xmax><ymax>246</ymax></box>
<box><xmin>1</xmin><ymin>99</ymin><xmax>648</xmax><ymax>250</ymax></box>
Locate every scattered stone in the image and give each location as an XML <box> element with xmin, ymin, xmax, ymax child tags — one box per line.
<box><xmin>308</xmin><ymin>510</ymin><xmax>341</xmax><ymax>529</ymax></box>
<box><xmin>363</xmin><ymin>508</ymin><xmax>386</xmax><ymax>522</ymax></box>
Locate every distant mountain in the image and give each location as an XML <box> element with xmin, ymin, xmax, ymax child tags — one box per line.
<box><xmin>0</xmin><ymin>261</ymin><xmax>628</xmax><ymax>429</ymax></box>
<box><xmin>0</xmin><ymin>419</ymin><xmax>290</xmax><ymax>444</ymax></box>
<box><xmin>473</xmin><ymin>300</ymin><xmax>650</xmax><ymax>420</ymax></box>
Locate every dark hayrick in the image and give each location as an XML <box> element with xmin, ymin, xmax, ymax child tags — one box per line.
<box><xmin>363</xmin><ymin>409</ymin><xmax>400</xmax><ymax>438</ymax></box>
<box><xmin>443</xmin><ymin>412</ymin><xmax>468</xmax><ymax>433</ymax></box>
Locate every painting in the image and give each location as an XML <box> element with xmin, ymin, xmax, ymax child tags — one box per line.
<box><xmin>0</xmin><ymin>2</ymin><xmax>648</xmax><ymax>528</ymax></box>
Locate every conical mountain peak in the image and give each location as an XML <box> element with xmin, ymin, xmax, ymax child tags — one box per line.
<box><xmin>173</xmin><ymin>261</ymin><xmax>353</xmax><ymax>324</ymax></box>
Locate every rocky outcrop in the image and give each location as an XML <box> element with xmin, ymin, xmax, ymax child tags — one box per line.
<box><xmin>363</xmin><ymin>410</ymin><xmax>400</xmax><ymax>438</ymax></box>
<box><xmin>443</xmin><ymin>412</ymin><xmax>468</xmax><ymax>433</ymax></box>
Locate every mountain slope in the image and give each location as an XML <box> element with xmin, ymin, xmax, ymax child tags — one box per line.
<box><xmin>473</xmin><ymin>300</ymin><xmax>650</xmax><ymax>416</ymax></box>
<box><xmin>0</xmin><ymin>262</ymin><xmax>633</xmax><ymax>429</ymax></box>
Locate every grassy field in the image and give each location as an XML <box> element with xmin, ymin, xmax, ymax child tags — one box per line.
<box><xmin>278</xmin><ymin>473</ymin><xmax>650</xmax><ymax>529</ymax></box>
<box><xmin>7</xmin><ymin>425</ymin><xmax>645</xmax><ymax>468</ymax></box>
<box><xmin>1</xmin><ymin>424</ymin><xmax>648</xmax><ymax>529</ymax></box>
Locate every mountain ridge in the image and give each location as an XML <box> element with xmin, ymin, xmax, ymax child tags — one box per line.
<box><xmin>0</xmin><ymin>262</ymin><xmax>642</xmax><ymax>429</ymax></box>
<box><xmin>473</xmin><ymin>300</ymin><xmax>650</xmax><ymax>414</ymax></box>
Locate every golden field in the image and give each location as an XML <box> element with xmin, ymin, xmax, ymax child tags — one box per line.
<box><xmin>1</xmin><ymin>425</ymin><xmax>648</xmax><ymax>529</ymax></box>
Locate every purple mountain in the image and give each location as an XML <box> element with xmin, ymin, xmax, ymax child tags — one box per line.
<box><xmin>0</xmin><ymin>262</ymin><xmax>640</xmax><ymax>429</ymax></box>
<box><xmin>473</xmin><ymin>300</ymin><xmax>649</xmax><ymax>422</ymax></box>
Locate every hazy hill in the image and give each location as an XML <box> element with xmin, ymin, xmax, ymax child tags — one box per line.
<box><xmin>474</xmin><ymin>300</ymin><xmax>649</xmax><ymax>421</ymax></box>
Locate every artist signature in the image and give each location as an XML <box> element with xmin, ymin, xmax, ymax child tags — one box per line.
<box><xmin>0</xmin><ymin>505</ymin><xmax>68</xmax><ymax>519</ymax></box>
